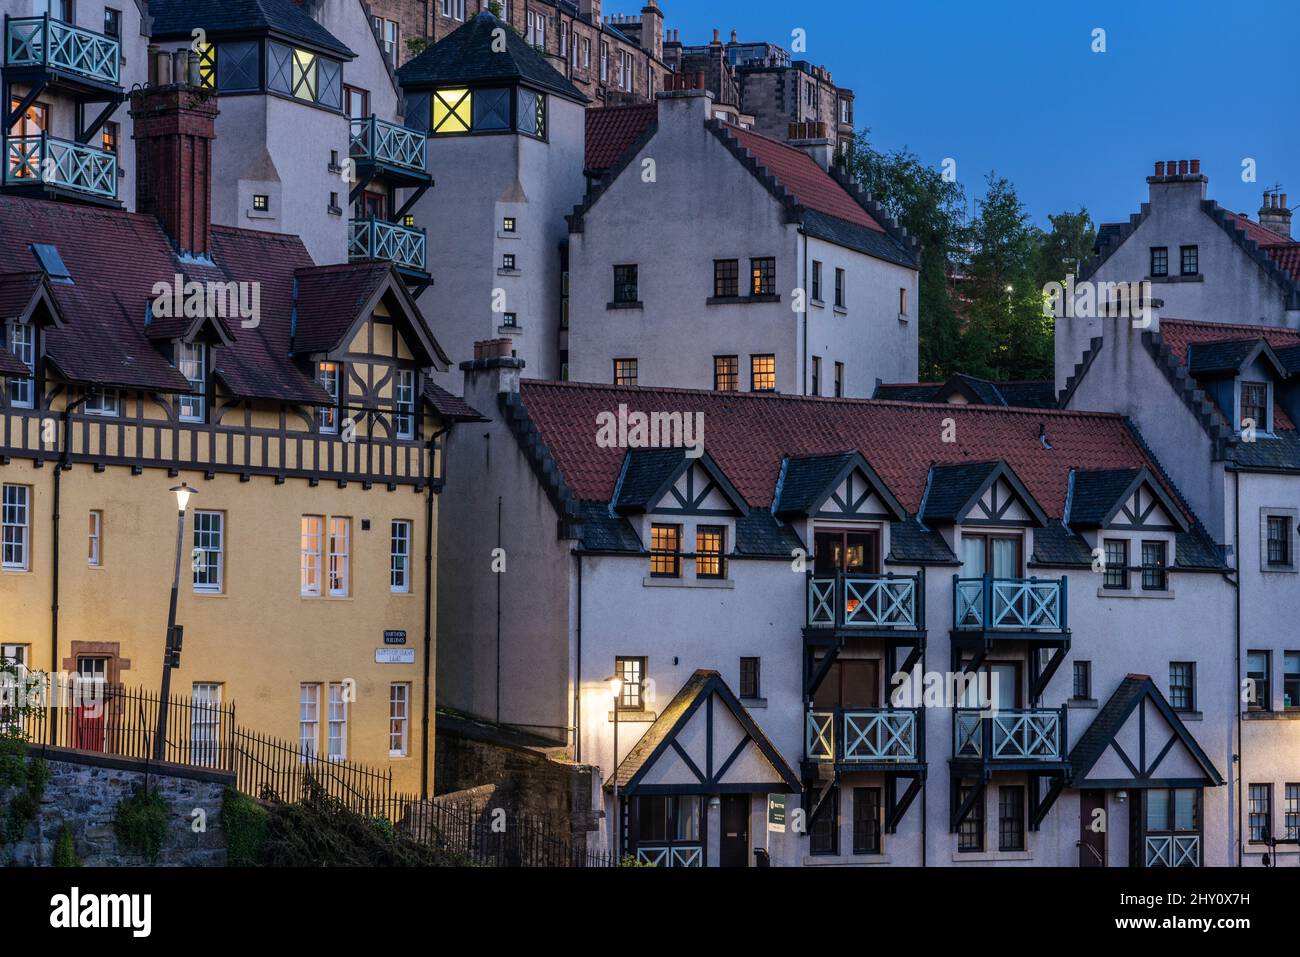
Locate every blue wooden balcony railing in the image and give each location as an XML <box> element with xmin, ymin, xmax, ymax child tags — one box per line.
<box><xmin>806</xmin><ymin>571</ymin><xmax>923</xmax><ymax>631</ymax></box>
<box><xmin>953</xmin><ymin>575</ymin><xmax>1066</xmax><ymax>632</ymax></box>
<box><xmin>349</xmin><ymin>116</ymin><xmax>427</xmax><ymax>176</ymax></box>
<box><xmin>349</xmin><ymin>217</ymin><xmax>427</xmax><ymax>273</ymax></box>
<box><xmin>6</xmin><ymin>15</ymin><xmax>121</xmax><ymax>85</ymax></box>
<box><xmin>5</xmin><ymin>133</ymin><xmax>117</xmax><ymax>200</ymax></box>
<box><xmin>806</xmin><ymin>708</ymin><xmax>922</xmax><ymax>764</ymax></box>
<box><xmin>953</xmin><ymin>707</ymin><xmax>1066</xmax><ymax>761</ymax></box>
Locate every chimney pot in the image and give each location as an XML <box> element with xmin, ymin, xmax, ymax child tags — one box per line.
<box><xmin>474</xmin><ymin>338</ymin><xmax>513</xmax><ymax>360</ymax></box>
<box><xmin>1178</xmin><ymin>160</ymin><xmax>1189</xmax><ymax>176</ymax></box>
<box><xmin>1190</xmin><ymin>159</ymin><xmax>1200</xmax><ymax>174</ymax></box>
<box><xmin>1282</xmin><ymin>193</ymin><xmax>1289</xmax><ymax>210</ymax></box>
<box><xmin>1154</xmin><ymin>161</ymin><xmax>1165</xmax><ymax>177</ymax></box>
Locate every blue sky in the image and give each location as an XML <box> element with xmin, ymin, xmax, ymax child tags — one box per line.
<box><xmin>660</xmin><ymin>0</ymin><xmax>1300</xmax><ymax>227</ymax></box>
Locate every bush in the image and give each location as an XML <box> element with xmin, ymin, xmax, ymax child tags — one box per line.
<box><xmin>114</xmin><ymin>788</ymin><xmax>170</xmax><ymax>864</ymax></box>
<box><xmin>221</xmin><ymin>787</ymin><xmax>268</xmax><ymax>867</ymax></box>
<box><xmin>53</xmin><ymin>826</ymin><xmax>80</xmax><ymax>867</ymax></box>
<box><xmin>1</xmin><ymin>748</ymin><xmax>48</xmax><ymax>846</ymax></box>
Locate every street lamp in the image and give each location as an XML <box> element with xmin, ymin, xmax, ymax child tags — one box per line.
<box><xmin>154</xmin><ymin>483</ymin><xmax>196</xmax><ymax>760</ymax></box>
<box><xmin>606</xmin><ymin>675</ymin><xmax>623</xmax><ymax>859</ymax></box>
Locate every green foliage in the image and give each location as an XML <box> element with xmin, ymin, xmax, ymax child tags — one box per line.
<box><xmin>406</xmin><ymin>37</ymin><xmax>430</xmax><ymax>58</ymax></box>
<box><xmin>221</xmin><ymin>787</ymin><xmax>268</xmax><ymax>867</ymax></box>
<box><xmin>0</xmin><ymin>743</ymin><xmax>48</xmax><ymax>847</ymax></box>
<box><xmin>53</xmin><ymin>825</ymin><xmax>80</xmax><ymax>867</ymax></box>
<box><xmin>114</xmin><ymin>787</ymin><xmax>170</xmax><ymax>864</ymax></box>
<box><xmin>619</xmin><ymin>854</ymin><xmax>656</xmax><ymax>867</ymax></box>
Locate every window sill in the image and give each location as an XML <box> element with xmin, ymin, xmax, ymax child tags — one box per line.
<box><xmin>642</xmin><ymin>576</ymin><xmax>735</xmax><ymax>589</ymax></box>
<box><xmin>951</xmin><ymin>850</ymin><xmax>1033</xmax><ymax>863</ymax></box>
<box><xmin>833</xmin><ymin>305</ymin><xmax>848</xmax><ymax>316</ymax></box>
<box><xmin>802</xmin><ymin>853</ymin><xmax>892</xmax><ymax>866</ymax></box>
<box><xmin>1260</xmin><ymin>564</ymin><xmax>1298</xmax><ymax>574</ymax></box>
<box><xmin>810</xmin><ymin>298</ymin><xmax>825</xmax><ymax>309</ymax></box>
<box><xmin>497</xmin><ymin>268</ymin><xmax>522</xmax><ymax>277</ymax></box>
<box><xmin>246</xmin><ymin>211</ymin><xmax>275</xmax><ymax>221</ymax></box>
<box><xmin>705</xmin><ymin>294</ymin><xmax>782</xmax><ymax>306</ymax></box>
<box><xmin>497</xmin><ymin>231</ymin><xmax>520</xmax><ymax>240</ymax></box>
<box><xmin>327</xmin><ymin>164</ymin><xmax>345</xmax><ymax>176</ymax></box>
<box><xmin>740</xmin><ymin>697</ymin><xmax>767</xmax><ymax>709</ymax></box>
<box><xmin>1172</xmin><ymin>710</ymin><xmax>1203</xmax><ymax>721</ymax></box>
<box><xmin>1148</xmin><ymin>274</ymin><xmax>1203</xmax><ymax>284</ymax></box>
<box><xmin>327</xmin><ymin>205</ymin><xmax>343</xmax><ymax>217</ymax></box>
<box><xmin>608</xmin><ymin>710</ymin><xmax>656</xmax><ymax>722</ymax></box>
<box><xmin>1243</xmin><ymin>710</ymin><xmax>1300</xmax><ymax>720</ymax></box>
<box><xmin>498</xmin><ymin>325</ymin><xmax>522</xmax><ymax>336</ymax></box>
<box><xmin>193</xmin><ymin>591</ymin><xmax>226</xmax><ymax>598</ymax></box>
<box><xmin>607</xmin><ymin>301</ymin><xmax>644</xmax><ymax>310</ymax></box>
<box><xmin>898</xmin><ymin>313</ymin><xmax>909</xmax><ymax>323</ymax></box>
<box><xmin>1068</xmin><ymin>698</ymin><xmax>1098</xmax><ymax>709</ymax></box>
<box><xmin>1096</xmin><ymin>586</ymin><xmax>1175</xmax><ymax>599</ymax></box>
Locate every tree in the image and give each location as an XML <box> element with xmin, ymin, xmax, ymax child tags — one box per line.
<box><xmin>1033</xmin><ymin>208</ymin><xmax>1096</xmax><ymax>292</ymax></box>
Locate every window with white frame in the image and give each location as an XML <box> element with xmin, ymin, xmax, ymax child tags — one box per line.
<box><xmin>317</xmin><ymin>361</ymin><xmax>340</xmax><ymax>434</ymax></box>
<box><xmin>176</xmin><ymin>341</ymin><xmax>207</xmax><ymax>422</ymax></box>
<box><xmin>299</xmin><ymin>683</ymin><xmax>321</xmax><ymax>757</ymax></box>
<box><xmin>389</xmin><ymin>683</ymin><xmax>410</xmax><ymax>756</ymax></box>
<box><xmin>84</xmin><ymin>388</ymin><xmax>119</xmax><ymax>416</ymax></box>
<box><xmin>395</xmin><ymin>369</ymin><xmax>416</xmax><ymax>439</ymax></box>
<box><xmin>191</xmin><ymin>682</ymin><xmax>222</xmax><ymax>767</ymax></box>
<box><xmin>600</xmin><ymin>41</ymin><xmax>609</xmax><ymax>82</ymax></box>
<box><xmin>391</xmin><ymin>519</ymin><xmax>411</xmax><ymax>593</ymax></box>
<box><xmin>88</xmin><ymin>510</ymin><xmax>102</xmax><ymax>566</ymax></box>
<box><xmin>328</xmin><ymin>517</ymin><xmax>350</xmax><ymax>597</ymax></box>
<box><xmin>559</xmin><ymin>21</ymin><xmax>567</xmax><ymax>57</ymax></box>
<box><xmin>7</xmin><ymin>323</ymin><xmax>35</xmax><ymax>409</ymax></box>
<box><xmin>2</xmin><ymin>485</ymin><xmax>30</xmax><ymax>570</ymax></box>
<box><xmin>582</xmin><ymin>36</ymin><xmax>591</xmax><ymax>70</ymax></box>
<box><xmin>301</xmin><ymin>515</ymin><xmax>323</xmax><ymax>596</ymax></box>
<box><xmin>327</xmin><ymin>682</ymin><xmax>348</xmax><ymax>759</ymax></box>
<box><xmin>440</xmin><ymin>0</ymin><xmax>465</xmax><ymax>20</ymax></box>
<box><xmin>192</xmin><ymin>510</ymin><xmax>223</xmax><ymax>592</ymax></box>
<box><xmin>526</xmin><ymin>10</ymin><xmax>546</xmax><ymax>47</ymax></box>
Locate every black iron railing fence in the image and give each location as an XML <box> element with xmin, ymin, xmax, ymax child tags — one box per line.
<box><xmin>10</xmin><ymin>677</ymin><xmax>610</xmax><ymax>867</ymax></box>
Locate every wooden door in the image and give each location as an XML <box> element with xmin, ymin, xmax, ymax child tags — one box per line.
<box><xmin>719</xmin><ymin>795</ymin><xmax>749</xmax><ymax>867</ymax></box>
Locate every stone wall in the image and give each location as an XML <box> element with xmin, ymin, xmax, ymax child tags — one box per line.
<box><xmin>5</xmin><ymin>747</ymin><xmax>232</xmax><ymax>867</ymax></box>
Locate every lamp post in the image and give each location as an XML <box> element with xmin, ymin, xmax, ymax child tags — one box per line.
<box><xmin>606</xmin><ymin>675</ymin><xmax>623</xmax><ymax>860</ymax></box>
<box><xmin>154</xmin><ymin>483</ymin><xmax>195</xmax><ymax>761</ymax></box>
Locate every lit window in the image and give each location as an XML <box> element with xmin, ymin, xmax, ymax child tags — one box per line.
<box><xmin>613</xmin><ymin>358</ymin><xmax>637</xmax><ymax>386</ymax></box>
<box><xmin>503</xmin><ymin>217</ymin><xmax>516</xmax><ymax>232</ymax></box>
<box><xmin>192</xmin><ymin>511</ymin><xmax>224</xmax><ymax>593</ymax></box>
<box><xmin>502</xmin><ymin>253</ymin><xmax>516</xmax><ymax>270</ymax></box>
<box><xmin>88</xmin><ymin>510</ymin><xmax>102</xmax><ymax>567</ymax></box>
<box><xmin>299</xmin><ymin>683</ymin><xmax>321</xmax><ymax>757</ymax></box>
<box><xmin>403</xmin><ymin>214</ymin><xmax>416</xmax><ymax>228</ymax></box>
<box><xmin>714</xmin><ymin>355</ymin><xmax>738</xmax><ymax>392</ymax></box>
<box><xmin>389</xmin><ymin>683</ymin><xmax>410</xmax><ymax>756</ymax></box>
<box><xmin>292</xmin><ymin>49</ymin><xmax>318</xmax><ymax>102</ymax></box>
<box><xmin>101</xmin><ymin>121</ymin><xmax>119</xmax><ymax>156</ymax></box>
<box><xmin>391</xmin><ymin>519</ymin><xmax>411</xmax><ymax>593</ymax></box>
<box><xmin>177</xmin><ymin>341</ymin><xmax>207</xmax><ymax>422</ymax></box>
<box><xmin>6</xmin><ymin>323</ymin><xmax>35</xmax><ymax>409</ymax></box>
<box><xmin>327</xmin><ymin>682</ymin><xmax>348</xmax><ymax>759</ymax></box>
<box><xmin>1141</xmin><ymin>540</ymin><xmax>1168</xmax><ymax>590</ymax></box>
<box><xmin>615</xmin><ymin>657</ymin><xmax>645</xmax><ymax>710</ymax></box>
<box><xmin>750</xmin><ymin>257</ymin><xmax>776</xmax><ymax>296</ymax></box>
<box><xmin>301</xmin><ymin>516</ymin><xmax>323</xmax><ymax>596</ymax></box>
<box><xmin>328</xmin><ymin>517</ymin><xmax>351</xmax><ymax>597</ymax></box>
<box><xmin>502</xmin><ymin>312</ymin><xmax>518</xmax><ymax>328</ymax></box>
<box><xmin>317</xmin><ymin>361</ymin><xmax>339</xmax><ymax>434</ymax></box>
<box><xmin>253</xmin><ymin>194</ymin><xmax>270</xmax><ymax>212</ymax></box>
<box><xmin>1288</xmin><ymin>784</ymin><xmax>1300</xmax><ymax>839</ymax></box>
<box><xmin>195</xmin><ymin>42</ymin><xmax>217</xmax><ymax>90</ymax></box>
<box><xmin>750</xmin><ymin>354</ymin><xmax>776</xmax><ymax>392</ymax></box>
<box><xmin>432</xmin><ymin>88</ymin><xmax>472</xmax><ymax>134</ymax></box>
<box><xmin>394</xmin><ymin>369</ymin><xmax>416</xmax><ymax>440</ymax></box>
<box><xmin>2</xmin><ymin>485</ymin><xmax>30</xmax><ymax>570</ymax></box>
<box><xmin>899</xmin><ymin>286</ymin><xmax>908</xmax><ymax>315</ymax></box>
<box><xmin>650</xmin><ymin>524</ymin><xmax>681</xmax><ymax>578</ymax></box>
<box><xmin>696</xmin><ymin>525</ymin><xmax>725</xmax><ymax>579</ymax></box>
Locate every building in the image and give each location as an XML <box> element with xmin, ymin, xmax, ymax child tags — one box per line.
<box><xmin>437</xmin><ymin>342</ymin><xmax>1240</xmax><ymax>866</ymax></box>
<box><xmin>568</xmin><ymin>88</ymin><xmax>919</xmax><ymax>396</ymax></box>
<box><xmin>0</xmin><ymin>79</ymin><xmax>481</xmax><ymax>794</ymax></box>
<box><xmin>875</xmin><ymin>374</ymin><xmax>1057</xmax><ymax>409</ymax></box>
<box><xmin>2</xmin><ymin>0</ymin><xmax>150</xmax><ymax>211</ymax></box>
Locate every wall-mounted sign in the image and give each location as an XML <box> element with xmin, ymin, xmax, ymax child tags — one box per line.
<box><xmin>383</xmin><ymin>630</ymin><xmax>407</xmax><ymax>646</ymax></box>
<box><xmin>767</xmin><ymin>794</ymin><xmax>787</xmax><ymax>833</ymax></box>
<box><xmin>375</xmin><ymin>648</ymin><xmax>416</xmax><ymax>664</ymax></box>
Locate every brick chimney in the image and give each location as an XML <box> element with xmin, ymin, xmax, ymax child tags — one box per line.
<box><xmin>1147</xmin><ymin>157</ymin><xmax>1207</xmax><ymax>204</ymax></box>
<box><xmin>640</xmin><ymin>2</ymin><xmax>663</xmax><ymax>59</ymax></box>
<box><xmin>130</xmin><ymin>81</ymin><xmax>218</xmax><ymax>259</ymax></box>
<box><xmin>1259</xmin><ymin>190</ymin><xmax>1292</xmax><ymax>239</ymax></box>
<box><xmin>788</xmin><ymin>121</ymin><xmax>833</xmax><ymax>170</ymax></box>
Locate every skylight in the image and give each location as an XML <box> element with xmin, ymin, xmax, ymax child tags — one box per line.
<box><xmin>30</xmin><ymin>243</ymin><xmax>73</xmax><ymax>284</ymax></box>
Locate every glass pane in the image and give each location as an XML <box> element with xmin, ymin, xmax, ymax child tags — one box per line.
<box><xmin>675</xmin><ymin>796</ymin><xmax>701</xmax><ymax>841</ymax></box>
<box><xmin>1146</xmin><ymin>790</ymin><xmax>1170</xmax><ymax>831</ymax></box>
<box><xmin>813</xmin><ymin>531</ymin><xmax>839</xmax><ymax>575</ymax></box>
<box><xmin>989</xmin><ymin>663</ymin><xmax>1017</xmax><ymax>711</ymax></box>
<box><xmin>992</xmin><ymin>538</ymin><xmax>1018</xmax><ymax>578</ymax></box>
<box><xmin>845</xmin><ymin>532</ymin><xmax>875</xmax><ymax>573</ymax></box>
<box><xmin>1174</xmin><ymin>789</ymin><xmax>1196</xmax><ymax>831</ymax></box>
<box><xmin>961</xmin><ymin>537</ymin><xmax>984</xmax><ymax>577</ymax></box>
<box><xmin>841</xmin><ymin>660</ymin><xmax>879</xmax><ymax>708</ymax></box>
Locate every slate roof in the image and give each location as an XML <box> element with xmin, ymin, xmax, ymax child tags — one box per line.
<box><xmin>1067</xmin><ymin>468</ymin><xmax>1144</xmax><ymax>527</ymax></box>
<box><xmin>291</xmin><ymin>262</ymin><xmax>395</xmax><ymax>355</ymax></box>
<box><xmin>888</xmin><ymin>519</ymin><xmax>958</xmax><ymax>564</ymax></box>
<box><xmin>0</xmin><ymin>271</ymin><xmax>46</xmax><ymax>323</ymax></box>
<box><xmin>1187</xmin><ymin>339</ymin><xmax>1272</xmax><ymax>377</ymax></box>
<box><xmin>613</xmin><ymin>447</ymin><xmax>692</xmax><ymax>512</ymax></box>
<box><xmin>396</xmin><ymin>11</ymin><xmax>586</xmax><ymax>102</ymax></box>
<box><xmin>0</xmin><ymin>345</ymin><xmax>30</xmax><ymax>377</ymax></box>
<box><xmin>773</xmin><ymin>452</ymin><xmax>857</xmax><ymax>515</ymax></box>
<box><xmin>919</xmin><ymin>461</ymin><xmax>1046</xmax><ymax>526</ymax></box>
<box><xmin>873</xmin><ymin>375</ymin><xmax>1057</xmax><ymax>409</ymax></box>
<box><xmin>147</xmin><ymin>0</ymin><xmax>355</xmax><ymax>58</ymax></box>
<box><xmin>585</xmin><ymin>103</ymin><xmax>658</xmax><ymax>172</ymax></box>
<box><xmin>422</xmin><ymin>381</ymin><xmax>486</xmax><ymax>422</ymax></box>
<box><xmin>873</xmin><ymin>382</ymin><xmax>943</xmax><ymax>402</ymax></box>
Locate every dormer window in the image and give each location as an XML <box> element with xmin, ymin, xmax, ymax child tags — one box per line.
<box><xmin>176</xmin><ymin>342</ymin><xmax>207</xmax><ymax>422</ymax></box>
<box><xmin>1240</xmin><ymin>380</ymin><xmax>1270</xmax><ymax>432</ymax></box>
<box><xmin>6</xmin><ymin>323</ymin><xmax>35</xmax><ymax>409</ymax></box>
<box><xmin>317</xmin><ymin>361</ymin><xmax>340</xmax><ymax>434</ymax></box>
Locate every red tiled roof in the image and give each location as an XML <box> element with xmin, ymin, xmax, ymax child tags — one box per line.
<box><xmin>1159</xmin><ymin>318</ymin><xmax>1298</xmax><ymax>430</ymax></box>
<box><xmin>1226</xmin><ymin>211</ymin><xmax>1292</xmax><ymax>248</ymax></box>
<box><xmin>516</xmin><ymin>380</ymin><xmax>1165</xmax><ymax>518</ymax></box>
<box><xmin>724</xmin><ymin>126</ymin><xmax>883</xmax><ymax>232</ymax></box>
<box><xmin>585</xmin><ymin>103</ymin><xmax>657</xmax><ymax>172</ymax></box>
<box><xmin>1264</xmin><ymin>244</ymin><xmax>1300</xmax><ymax>284</ymax></box>
<box><xmin>1225</xmin><ymin>212</ymin><xmax>1300</xmax><ymax>283</ymax></box>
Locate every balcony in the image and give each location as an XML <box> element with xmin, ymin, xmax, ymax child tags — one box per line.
<box><xmin>5</xmin><ymin>133</ymin><xmax>117</xmax><ymax>202</ymax></box>
<box><xmin>953</xmin><ymin>707</ymin><xmax>1066</xmax><ymax>763</ymax></box>
<box><xmin>349</xmin><ymin>116</ymin><xmax>428</xmax><ymax>180</ymax></box>
<box><xmin>806</xmin><ymin>708</ymin><xmax>923</xmax><ymax>766</ymax></box>
<box><xmin>634</xmin><ymin>845</ymin><xmax>702</xmax><ymax>867</ymax></box>
<box><xmin>5</xmin><ymin>15</ymin><xmax>121</xmax><ymax>88</ymax></box>
<box><xmin>952</xmin><ymin>576</ymin><xmax>1066</xmax><ymax>634</ymax></box>
<box><xmin>1145</xmin><ymin>834</ymin><xmax>1200</xmax><ymax>867</ymax></box>
<box><xmin>349</xmin><ymin>217</ymin><xmax>427</xmax><ymax>274</ymax></box>
<box><xmin>806</xmin><ymin>572</ymin><xmax>923</xmax><ymax>633</ymax></box>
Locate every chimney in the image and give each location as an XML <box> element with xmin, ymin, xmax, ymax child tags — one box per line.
<box><xmin>1147</xmin><ymin>157</ymin><xmax>1207</xmax><ymax>203</ymax></box>
<box><xmin>130</xmin><ymin>78</ymin><xmax>218</xmax><ymax>259</ymax></box>
<box><xmin>640</xmin><ymin>1</ymin><xmax>663</xmax><ymax>59</ymax></box>
<box><xmin>462</xmin><ymin>340</ymin><xmax>524</xmax><ymax>405</ymax></box>
<box><xmin>788</xmin><ymin>121</ymin><xmax>833</xmax><ymax>170</ymax></box>
<box><xmin>581</xmin><ymin>0</ymin><xmax>602</xmax><ymax>24</ymax></box>
<box><xmin>1259</xmin><ymin>190</ymin><xmax>1293</xmax><ymax>239</ymax></box>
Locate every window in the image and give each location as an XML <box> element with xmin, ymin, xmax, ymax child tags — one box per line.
<box><xmin>1267</xmin><ymin>514</ymin><xmax>1291</xmax><ymax>566</ymax></box>
<box><xmin>1249</xmin><ymin>784</ymin><xmax>1271</xmax><ymax>843</ymax></box>
<box><xmin>834</xmin><ymin>361</ymin><xmax>844</xmax><ymax>398</ymax></box>
<box><xmin>600</xmin><ymin>42</ymin><xmax>609</xmax><ymax>82</ymax></box>
<box><xmin>1248</xmin><ymin>650</ymin><xmax>1271</xmax><ymax>711</ymax></box>
<box><xmin>809</xmin><ymin>787</ymin><xmax>839</xmax><ymax>855</ymax></box>
<box><xmin>394</xmin><ymin>369</ymin><xmax>416</xmax><ymax>440</ymax></box>
<box><xmin>502</xmin><ymin>253</ymin><xmax>516</xmax><ymax>270</ymax></box>
<box><xmin>192</xmin><ymin>511</ymin><xmax>223</xmax><ymax>592</ymax></box>
<box><xmin>440</xmin><ymin>0</ymin><xmax>466</xmax><ymax>21</ymax></box>
<box><xmin>1072</xmin><ymin>660</ymin><xmax>1091</xmax><ymax>700</ymax></box>
<box><xmin>328</xmin><ymin>517</ymin><xmax>351</xmax><ymax>597</ymax></box>
<box><xmin>696</xmin><ymin>525</ymin><xmax>725</xmax><ymax>579</ymax></box>
<box><xmin>613</xmin><ymin>358</ymin><xmax>638</xmax><ymax>387</ymax></box>
<box><xmin>299</xmin><ymin>683</ymin><xmax>321</xmax><ymax>756</ymax></box>
<box><xmin>636</xmin><ymin>794</ymin><xmax>700</xmax><ymax>844</ymax></box>
<box><xmin>0</xmin><ymin>645</ymin><xmax>27</xmax><ymax>670</ymax></box>
<box><xmin>1285</xmin><ymin>652</ymin><xmax>1300</xmax><ymax>710</ymax></box>
<box><xmin>380</xmin><ymin>19</ymin><xmax>399</xmax><ymax>67</ymax></box>
<box><xmin>957</xmin><ymin>783</ymin><xmax>983</xmax><ymax>851</ymax></box>
<box><xmin>327</xmin><ymin>682</ymin><xmax>348</xmax><ymax>759</ymax></box>
<box><xmin>84</xmin><ymin>388</ymin><xmax>119</xmax><ymax>416</ymax></box>
<box><xmin>713</xmin><ymin>259</ymin><xmax>739</xmax><ymax>298</ymax></box>
<box><xmin>559</xmin><ymin>21</ymin><xmax>567</xmax><ymax>57</ymax></box>
<box><xmin>194</xmin><ymin>41</ymin><xmax>216</xmax><ymax>90</ymax></box>
<box><xmin>88</xmin><ymin>510</ymin><xmax>101</xmax><ymax>567</ymax></box>
<box><xmin>739</xmin><ymin>657</ymin><xmax>760</xmax><ymax>699</ymax></box>
<box><xmin>502</xmin><ymin>216</ymin><xmax>516</xmax><ymax>233</ymax></box>
<box><xmin>811</xmin><ymin>356</ymin><xmax>821</xmax><ymax>396</ymax></box>
<box><xmin>750</xmin><ymin>354</ymin><xmax>776</xmax><ymax>392</ymax></box>
<box><xmin>1287</xmin><ymin>784</ymin><xmax>1300</xmax><ymax>840</ymax></box>
<box><xmin>853</xmin><ymin>787</ymin><xmax>882</xmax><ymax>854</ymax></box>
<box><xmin>104</xmin><ymin>7</ymin><xmax>121</xmax><ymax>37</ymax></box>
<box><xmin>714</xmin><ymin>356</ymin><xmax>738</xmax><ymax>392</ymax></box>
<box><xmin>999</xmin><ymin>786</ymin><xmax>1025</xmax><ymax>851</ymax></box>
<box><xmin>176</xmin><ymin>341</ymin><xmax>207</xmax><ymax>422</ymax></box>
<box><xmin>526</xmin><ymin>10</ymin><xmax>546</xmax><ymax>47</ymax></box>
<box><xmin>615</xmin><ymin>656</ymin><xmax>645</xmax><ymax>710</ymax></box>
<box><xmin>1180</xmin><ymin>245</ymin><xmax>1198</xmax><ymax>276</ymax></box>
<box><xmin>301</xmin><ymin>516</ymin><xmax>323</xmax><ymax>596</ymax></box>
<box><xmin>618</xmin><ymin>51</ymin><xmax>633</xmax><ymax>91</ymax></box>
<box><xmin>191</xmin><ymin>683</ymin><xmax>222</xmax><ymax>766</ymax></box>
<box><xmin>1169</xmin><ymin>662</ymin><xmax>1195</xmax><ymax>712</ymax></box>
<box><xmin>613</xmin><ymin>264</ymin><xmax>638</xmax><ymax>304</ymax></box>
<box><xmin>750</xmin><ymin>257</ymin><xmax>776</xmax><ymax>296</ymax></box>
<box><xmin>1141</xmin><ymin>540</ymin><xmax>1168</xmax><ymax>590</ymax></box>
<box><xmin>431</xmin><ymin>88</ymin><xmax>472</xmax><ymax>134</ymax></box>
<box><xmin>502</xmin><ymin>312</ymin><xmax>518</xmax><ymax>328</ymax></box>
<box><xmin>1103</xmin><ymin>539</ymin><xmax>1128</xmax><ymax>589</ymax></box>
<box><xmin>344</xmin><ymin>84</ymin><xmax>369</xmax><ymax>120</ymax></box>
<box><xmin>250</xmin><ymin>193</ymin><xmax>270</xmax><ymax>213</ymax></box>
<box><xmin>101</xmin><ymin>121</ymin><xmax>119</xmax><ymax>156</ymax></box>
<box><xmin>1242</xmin><ymin>381</ymin><xmax>1268</xmax><ymax>432</ymax></box>
<box><xmin>2</xmin><ymin>485</ymin><xmax>29</xmax><ymax>570</ymax></box>
<box><xmin>1150</xmin><ymin>246</ymin><xmax>1168</xmax><ymax>277</ymax></box>
<box><xmin>649</xmin><ymin>524</ymin><xmax>681</xmax><ymax>578</ymax></box>
<box><xmin>899</xmin><ymin>287</ymin><xmax>908</xmax><ymax>316</ymax></box>
<box><xmin>389</xmin><ymin>683</ymin><xmax>410</xmax><ymax>757</ymax></box>
<box><xmin>391</xmin><ymin>520</ymin><xmax>412</xmax><ymax>593</ymax></box>
<box><xmin>834</xmin><ymin>268</ymin><xmax>846</xmax><ymax>308</ymax></box>
<box><xmin>582</xmin><ymin>37</ymin><xmax>591</xmax><ymax>70</ymax></box>
<box><xmin>7</xmin><ymin>323</ymin><xmax>35</xmax><ymax>409</ymax></box>
<box><xmin>811</xmin><ymin>260</ymin><xmax>823</xmax><ymax>301</ymax></box>
<box><xmin>317</xmin><ymin>361</ymin><xmax>339</xmax><ymax>434</ymax></box>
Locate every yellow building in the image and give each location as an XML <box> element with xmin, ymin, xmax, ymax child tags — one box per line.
<box><xmin>0</xmin><ymin>86</ymin><xmax>479</xmax><ymax>795</ymax></box>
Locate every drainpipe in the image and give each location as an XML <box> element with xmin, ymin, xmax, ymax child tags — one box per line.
<box><xmin>495</xmin><ymin>494</ymin><xmax>502</xmax><ymax>726</ymax></box>
<box><xmin>574</xmin><ymin>549</ymin><xmax>583</xmax><ymax>762</ymax></box>
<box><xmin>801</xmin><ymin>230</ymin><xmax>809</xmax><ymax>395</ymax></box>
<box><xmin>50</xmin><ymin>394</ymin><xmax>90</xmax><ymax>742</ymax></box>
<box><xmin>1233</xmin><ymin>469</ymin><xmax>1243</xmax><ymax>866</ymax></box>
<box><xmin>421</xmin><ymin>424</ymin><xmax>452</xmax><ymax>800</ymax></box>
